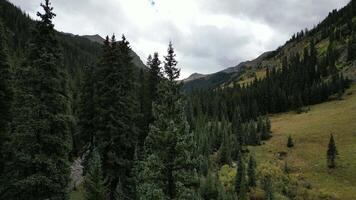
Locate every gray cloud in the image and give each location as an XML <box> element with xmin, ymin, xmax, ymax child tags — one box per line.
<box><xmin>200</xmin><ymin>0</ymin><xmax>350</xmax><ymax>33</ymax></box>
<box><xmin>8</xmin><ymin>0</ymin><xmax>351</xmax><ymax>78</ymax></box>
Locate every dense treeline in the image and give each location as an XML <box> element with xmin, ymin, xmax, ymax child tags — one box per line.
<box><xmin>286</xmin><ymin>0</ymin><xmax>356</xmax><ymax>44</ymax></box>
<box><xmin>187</xmin><ymin>40</ymin><xmax>350</xmax><ymax>124</ymax></box>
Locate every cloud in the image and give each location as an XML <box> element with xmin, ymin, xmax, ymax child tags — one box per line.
<box><xmin>8</xmin><ymin>0</ymin><xmax>351</xmax><ymax>79</ymax></box>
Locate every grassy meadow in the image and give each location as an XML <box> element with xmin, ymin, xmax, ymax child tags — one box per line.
<box><xmin>251</xmin><ymin>84</ymin><xmax>356</xmax><ymax>199</ymax></box>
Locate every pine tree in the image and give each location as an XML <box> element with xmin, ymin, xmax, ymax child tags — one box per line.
<box><xmin>142</xmin><ymin>42</ymin><xmax>199</xmax><ymax>199</ymax></box>
<box><xmin>200</xmin><ymin>172</ymin><xmax>225</xmax><ymax>200</ymax></box>
<box><xmin>148</xmin><ymin>52</ymin><xmax>162</xmax><ymax>111</ymax></box>
<box><xmin>84</xmin><ymin>148</ymin><xmax>108</xmax><ymax>200</ymax></box>
<box><xmin>0</xmin><ymin>19</ymin><xmax>13</xmax><ymax>192</ymax></box>
<box><xmin>264</xmin><ymin>178</ymin><xmax>274</xmax><ymax>200</ymax></box>
<box><xmin>94</xmin><ymin>35</ymin><xmax>139</xmax><ymax>199</ymax></box>
<box><xmin>78</xmin><ymin>65</ymin><xmax>96</xmax><ymax>150</ymax></box>
<box><xmin>4</xmin><ymin>1</ymin><xmax>72</xmax><ymax>199</ymax></box>
<box><xmin>235</xmin><ymin>154</ymin><xmax>248</xmax><ymax>200</ymax></box>
<box><xmin>287</xmin><ymin>135</ymin><xmax>294</xmax><ymax>148</ymax></box>
<box><xmin>139</xmin><ymin>52</ymin><xmax>162</xmax><ymax>146</ymax></box>
<box><xmin>137</xmin><ymin>154</ymin><xmax>166</xmax><ymax>200</ymax></box>
<box><xmin>247</xmin><ymin>156</ymin><xmax>257</xmax><ymax>188</ymax></box>
<box><xmin>219</xmin><ymin>127</ymin><xmax>232</xmax><ymax>165</ymax></box>
<box><xmin>327</xmin><ymin>134</ymin><xmax>337</xmax><ymax>169</ymax></box>
<box><xmin>347</xmin><ymin>34</ymin><xmax>356</xmax><ymax>61</ymax></box>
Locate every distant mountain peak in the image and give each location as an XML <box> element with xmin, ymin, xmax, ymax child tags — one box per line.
<box><xmin>183</xmin><ymin>73</ymin><xmax>207</xmax><ymax>82</ymax></box>
<box><xmin>82</xmin><ymin>34</ymin><xmax>105</xmax><ymax>44</ymax></box>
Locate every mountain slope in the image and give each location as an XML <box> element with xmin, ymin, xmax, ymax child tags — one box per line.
<box><xmin>83</xmin><ymin>34</ymin><xmax>147</xmax><ymax>70</ymax></box>
<box><xmin>184</xmin><ymin>0</ymin><xmax>356</xmax><ymax>91</ymax></box>
<box><xmin>251</xmin><ymin>84</ymin><xmax>356</xmax><ymax>199</ymax></box>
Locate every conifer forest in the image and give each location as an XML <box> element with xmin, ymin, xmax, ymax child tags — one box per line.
<box><xmin>0</xmin><ymin>0</ymin><xmax>356</xmax><ymax>199</ymax></box>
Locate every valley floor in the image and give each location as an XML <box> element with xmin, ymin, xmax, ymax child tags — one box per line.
<box><xmin>251</xmin><ymin>84</ymin><xmax>356</xmax><ymax>199</ymax></box>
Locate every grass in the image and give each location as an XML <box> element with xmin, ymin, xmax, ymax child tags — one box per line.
<box><xmin>238</xmin><ymin>69</ymin><xmax>266</xmax><ymax>86</ymax></box>
<box><xmin>251</xmin><ymin>84</ymin><xmax>356</xmax><ymax>199</ymax></box>
<box><xmin>70</xmin><ymin>184</ymin><xmax>84</xmax><ymax>200</ymax></box>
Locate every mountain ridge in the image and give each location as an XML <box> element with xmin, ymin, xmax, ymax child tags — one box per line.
<box><xmin>183</xmin><ymin>0</ymin><xmax>356</xmax><ymax>91</ymax></box>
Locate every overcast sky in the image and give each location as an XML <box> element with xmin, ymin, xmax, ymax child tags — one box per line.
<box><xmin>9</xmin><ymin>0</ymin><xmax>350</xmax><ymax>78</ymax></box>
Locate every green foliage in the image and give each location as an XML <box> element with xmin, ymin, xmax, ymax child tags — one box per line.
<box><xmin>137</xmin><ymin>154</ymin><xmax>166</xmax><ymax>200</ymax></box>
<box><xmin>77</xmin><ymin>65</ymin><xmax>96</xmax><ymax>151</ymax></box>
<box><xmin>287</xmin><ymin>135</ymin><xmax>294</xmax><ymax>148</ymax></box>
<box><xmin>235</xmin><ymin>155</ymin><xmax>248</xmax><ymax>200</ymax></box>
<box><xmin>188</xmin><ymin>40</ymin><xmax>350</xmax><ymax>125</ymax></box>
<box><xmin>3</xmin><ymin>1</ymin><xmax>72</xmax><ymax>199</ymax></box>
<box><xmin>0</xmin><ymin>19</ymin><xmax>13</xmax><ymax>193</ymax></box>
<box><xmin>218</xmin><ymin>164</ymin><xmax>236</xmax><ymax>193</ymax></box>
<box><xmin>200</xmin><ymin>172</ymin><xmax>226</xmax><ymax>200</ymax></box>
<box><xmin>93</xmin><ymin>35</ymin><xmax>139</xmax><ymax>199</ymax></box>
<box><xmin>84</xmin><ymin>148</ymin><xmax>107</xmax><ymax>200</ymax></box>
<box><xmin>141</xmin><ymin>42</ymin><xmax>199</xmax><ymax>199</ymax></box>
<box><xmin>264</xmin><ymin>178</ymin><xmax>275</xmax><ymax>200</ymax></box>
<box><xmin>327</xmin><ymin>134</ymin><xmax>337</xmax><ymax>168</ymax></box>
<box><xmin>218</xmin><ymin>122</ymin><xmax>233</xmax><ymax>165</ymax></box>
<box><xmin>139</xmin><ymin>53</ymin><xmax>162</xmax><ymax>147</ymax></box>
<box><xmin>247</xmin><ymin>156</ymin><xmax>257</xmax><ymax>188</ymax></box>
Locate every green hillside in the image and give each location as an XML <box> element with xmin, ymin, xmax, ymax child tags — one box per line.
<box><xmin>184</xmin><ymin>1</ymin><xmax>356</xmax><ymax>91</ymax></box>
<box><xmin>251</xmin><ymin>84</ymin><xmax>356</xmax><ymax>199</ymax></box>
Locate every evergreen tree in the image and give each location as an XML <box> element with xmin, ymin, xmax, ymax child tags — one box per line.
<box><xmin>78</xmin><ymin>65</ymin><xmax>96</xmax><ymax>150</ymax></box>
<box><xmin>139</xmin><ymin>52</ymin><xmax>162</xmax><ymax>146</ymax></box>
<box><xmin>264</xmin><ymin>178</ymin><xmax>274</xmax><ymax>200</ymax></box>
<box><xmin>347</xmin><ymin>34</ymin><xmax>356</xmax><ymax>61</ymax></box>
<box><xmin>84</xmin><ymin>148</ymin><xmax>108</xmax><ymax>200</ymax></box>
<box><xmin>0</xmin><ymin>19</ymin><xmax>13</xmax><ymax>192</ymax></box>
<box><xmin>200</xmin><ymin>172</ymin><xmax>225</xmax><ymax>200</ymax></box>
<box><xmin>219</xmin><ymin>127</ymin><xmax>232</xmax><ymax>165</ymax></box>
<box><xmin>235</xmin><ymin>152</ymin><xmax>247</xmax><ymax>199</ymax></box>
<box><xmin>3</xmin><ymin>1</ymin><xmax>72</xmax><ymax>199</ymax></box>
<box><xmin>94</xmin><ymin>35</ymin><xmax>139</xmax><ymax>199</ymax></box>
<box><xmin>327</xmin><ymin>134</ymin><xmax>337</xmax><ymax>168</ymax></box>
<box><xmin>142</xmin><ymin>42</ymin><xmax>199</xmax><ymax>199</ymax></box>
<box><xmin>287</xmin><ymin>135</ymin><xmax>294</xmax><ymax>148</ymax></box>
<box><xmin>247</xmin><ymin>156</ymin><xmax>257</xmax><ymax>188</ymax></box>
<box><xmin>137</xmin><ymin>154</ymin><xmax>166</xmax><ymax>200</ymax></box>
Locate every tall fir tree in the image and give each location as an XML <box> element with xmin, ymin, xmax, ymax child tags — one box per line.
<box><xmin>235</xmin><ymin>152</ymin><xmax>247</xmax><ymax>199</ymax></box>
<box><xmin>247</xmin><ymin>156</ymin><xmax>257</xmax><ymax>188</ymax></box>
<box><xmin>327</xmin><ymin>134</ymin><xmax>337</xmax><ymax>169</ymax></box>
<box><xmin>78</xmin><ymin>65</ymin><xmax>97</xmax><ymax>150</ymax></box>
<box><xmin>94</xmin><ymin>35</ymin><xmax>139</xmax><ymax>199</ymax></box>
<box><xmin>139</xmin><ymin>52</ymin><xmax>162</xmax><ymax>147</ymax></box>
<box><xmin>141</xmin><ymin>42</ymin><xmax>199</xmax><ymax>199</ymax></box>
<box><xmin>264</xmin><ymin>178</ymin><xmax>274</xmax><ymax>200</ymax></box>
<box><xmin>3</xmin><ymin>1</ymin><xmax>72</xmax><ymax>199</ymax></box>
<box><xmin>84</xmin><ymin>148</ymin><xmax>108</xmax><ymax>200</ymax></box>
<box><xmin>0</xmin><ymin>19</ymin><xmax>13</xmax><ymax>192</ymax></box>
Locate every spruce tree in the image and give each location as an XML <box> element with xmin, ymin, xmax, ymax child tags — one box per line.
<box><xmin>78</xmin><ymin>65</ymin><xmax>96</xmax><ymax>150</ymax></box>
<box><xmin>84</xmin><ymin>148</ymin><xmax>108</xmax><ymax>200</ymax></box>
<box><xmin>264</xmin><ymin>178</ymin><xmax>274</xmax><ymax>200</ymax></box>
<box><xmin>94</xmin><ymin>35</ymin><xmax>139</xmax><ymax>199</ymax></box>
<box><xmin>327</xmin><ymin>134</ymin><xmax>337</xmax><ymax>169</ymax></box>
<box><xmin>347</xmin><ymin>34</ymin><xmax>356</xmax><ymax>61</ymax></box>
<box><xmin>247</xmin><ymin>156</ymin><xmax>257</xmax><ymax>188</ymax></box>
<box><xmin>0</xmin><ymin>19</ymin><xmax>13</xmax><ymax>192</ymax></box>
<box><xmin>139</xmin><ymin>52</ymin><xmax>161</xmax><ymax>146</ymax></box>
<box><xmin>137</xmin><ymin>154</ymin><xmax>166</xmax><ymax>200</ymax></box>
<box><xmin>219</xmin><ymin>128</ymin><xmax>232</xmax><ymax>165</ymax></box>
<box><xmin>142</xmin><ymin>42</ymin><xmax>199</xmax><ymax>199</ymax></box>
<box><xmin>287</xmin><ymin>135</ymin><xmax>294</xmax><ymax>148</ymax></box>
<box><xmin>235</xmin><ymin>154</ymin><xmax>248</xmax><ymax>200</ymax></box>
<box><xmin>4</xmin><ymin>1</ymin><xmax>72</xmax><ymax>199</ymax></box>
